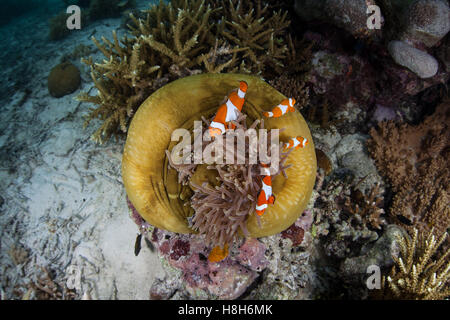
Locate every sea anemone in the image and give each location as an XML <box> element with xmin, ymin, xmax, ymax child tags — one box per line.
<box><xmin>167</xmin><ymin>112</ymin><xmax>293</xmax><ymax>247</ymax></box>
<box><xmin>122</xmin><ymin>73</ymin><xmax>316</xmax><ymax>245</ymax></box>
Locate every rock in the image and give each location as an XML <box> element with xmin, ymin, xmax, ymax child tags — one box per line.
<box><xmin>402</xmin><ymin>0</ymin><xmax>450</xmax><ymax>47</ymax></box>
<box><xmin>326</xmin><ymin>0</ymin><xmax>381</xmax><ymax>38</ymax></box>
<box><xmin>334</xmin><ymin>133</ymin><xmax>382</xmax><ymax>193</ymax></box>
<box><xmin>295</xmin><ymin>0</ymin><xmax>382</xmax><ymax>38</ymax></box>
<box><xmin>338</xmin><ymin>224</ymin><xmax>405</xmax><ymax>298</ymax></box>
<box><xmin>150</xmin><ymin>276</ymin><xmax>181</xmax><ymax>300</ymax></box>
<box><xmin>281</xmin><ymin>224</ymin><xmax>305</xmax><ymax>246</ymax></box>
<box><xmin>388</xmin><ymin>40</ymin><xmax>439</xmax><ymax>78</ymax></box>
<box><xmin>311</xmin><ymin>51</ymin><xmax>346</xmax><ymax>79</ymax></box>
<box><xmin>372</xmin><ymin>104</ymin><xmax>399</xmax><ymax>122</ymax></box>
<box><xmin>48</xmin><ymin>62</ymin><xmax>81</xmax><ymax>98</ymax></box>
<box><xmin>340</xmin><ymin>151</ymin><xmax>378</xmax><ymax>179</ymax></box>
<box><xmin>340</xmin><ymin>224</ymin><xmax>405</xmax><ymax>278</ymax></box>
<box><xmin>437</xmin><ymin>35</ymin><xmax>450</xmax><ymax>72</ymax></box>
<box><xmin>294</xmin><ymin>0</ymin><xmax>326</xmax><ymax>22</ymax></box>
<box><xmin>315</xmin><ymin>148</ymin><xmax>332</xmax><ymax>175</ymax></box>
<box><xmin>236</xmin><ymin>238</ymin><xmax>269</xmax><ymax>272</ymax></box>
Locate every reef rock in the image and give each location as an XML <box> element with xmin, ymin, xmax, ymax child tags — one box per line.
<box><xmin>339</xmin><ymin>224</ymin><xmax>405</xmax><ymax>298</ymax></box>
<box><xmin>401</xmin><ymin>0</ymin><xmax>450</xmax><ymax>48</ymax></box>
<box><xmin>340</xmin><ymin>224</ymin><xmax>404</xmax><ymax>278</ymax></box>
<box><xmin>437</xmin><ymin>35</ymin><xmax>450</xmax><ymax>72</ymax></box>
<box><xmin>47</xmin><ymin>62</ymin><xmax>81</xmax><ymax>98</ymax></box>
<box><xmin>333</xmin><ymin>133</ymin><xmax>382</xmax><ymax>193</ymax></box>
<box><xmin>388</xmin><ymin>40</ymin><xmax>439</xmax><ymax>78</ymax></box>
<box><xmin>294</xmin><ymin>0</ymin><xmax>382</xmax><ymax>38</ymax></box>
<box><xmin>236</xmin><ymin>238</ymin><xmax>269</xmax><ymax>272</ymax></box>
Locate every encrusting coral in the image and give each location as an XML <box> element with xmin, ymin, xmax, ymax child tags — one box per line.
<box><xmin>380</xmin><ymin>228</ymin><xmax>450</xmax><ymax>300</ymax></box>
<box><xmin>78</xmin><ymin>0</ymin><xmax>295</xmax><ymax>143</ymax></box>
<box><xmin>368</xmin><ymin>100</ymin><xmax>450</xmax><ymax>240</ymax></box>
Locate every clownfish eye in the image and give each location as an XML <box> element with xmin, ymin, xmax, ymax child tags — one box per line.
<box><xmin>270</xmin><ymin>196</ymin><xmax>276</xmax><ymax>204</ymax></box>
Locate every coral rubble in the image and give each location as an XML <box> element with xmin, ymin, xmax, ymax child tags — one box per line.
<box><xmin>128</xmin><ymin>198</ymin><xmax>316</xmax><ymax>300</ymax></box>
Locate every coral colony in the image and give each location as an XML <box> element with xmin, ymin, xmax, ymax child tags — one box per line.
<box><xmin>1</xmin><ymin>0</ymin><xmax>449</xmax><ymax>301</ymax></box>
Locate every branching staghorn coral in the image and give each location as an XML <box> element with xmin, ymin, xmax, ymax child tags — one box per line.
<box><xmin>368</xmin><ymin>101</ymin><xmax>450</xmax><ymax>240</ymax></box>
<box><xmin>381</xmin><ymin>228</ymin><xmax>450</xmax><ymax>300</ymax></box>
<box><xmin>77</xmin><ymin>31</ymin><xmax>164</xmax><ymax>143</ymax></box>
<box><xmin>269</xmin><ymin>75</ymin><xmax>309</xmax><ymax>111</ymax></box>
<box><xmin>78</xmin><ymin>0</ymin><xmax>293</xmax><ymax>143</ymax></box>
<box><xmin>210</xmin><ymin>0</ymin><xmax>290</xmax><ymax>75</ymax></box>
<box><xmin>267</xmin><ymin>37</ymin><xmax>314</xmax><ymax>112</ymax></box>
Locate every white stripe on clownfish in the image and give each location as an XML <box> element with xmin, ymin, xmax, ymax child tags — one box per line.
<box><xmin>284</xmin><ymin>136</ymin><xmax>308</xmax><ymax>151</ymax></box>
<box><xmin>209</xmin><ymin>81</ymin><xmax>248</xmax><ymax>138</ymax></box>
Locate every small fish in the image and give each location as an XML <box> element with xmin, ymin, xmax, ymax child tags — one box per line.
<box><xmin>284</xmin><ymin>136</ymin><xmax>308</xmax><ymax>151</ymax></box>
<box><xmin>134</xmin><ymin>233</ymin><xmax>142</xmax><ymax>256</ymax></box>
<box><xmin>144</xmin><ymin>236</ymin><xmax>154</xmax><ymax>252</ymax></box>
<box><xmin>263</xmin><ymin>98</ymin><xmax>296</xmax><ymax>118</ymax></box>
<box><xmin>209</xmin><ymin>81</ymin><xmax>248</xmax><ymax>138</ymax></box>
<box><xmin>255</xmin><ymin>163</ymin><xmax>275</xmax><ymax>216</ymax></box>
<box><xmin>208</xmin><ymin>244</ymin><xmax>229</xmax><ymax>262</ymax></box>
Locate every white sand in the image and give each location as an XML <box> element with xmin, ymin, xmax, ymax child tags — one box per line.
<box><xmin>0</xmin><ymin>0</ymin><xmax>164</xmax><ymax>300</ymax></box>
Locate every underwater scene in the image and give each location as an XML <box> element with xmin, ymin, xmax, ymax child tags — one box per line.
<box><xmin>0</xmin><ymin>0</ymin><xmax>449</xmax><ymax>302</ymax></box>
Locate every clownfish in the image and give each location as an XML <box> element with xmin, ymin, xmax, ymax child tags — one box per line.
<box><xmin>208</xmin><ymin>244</ymin><xmax>229</xmax><ymax>262</ymax></box>
<box><xmin>255</xmin><ymin>163</ymin><xmax>275</xmax><ymax>216</ymax></box>
<box><xmin>284</xmin><ymin>136</ymin><xmax>308</xmax><ymax>151</ymax></box>
<box><xmin>263</xmin><ymin>98</ymin><xmax>296</xmax><ymax>118</ymax></box>
<box><xmin>209</xmin><ymin>81</ymin><xmax>248</xmax><ymax>138</ymax></box>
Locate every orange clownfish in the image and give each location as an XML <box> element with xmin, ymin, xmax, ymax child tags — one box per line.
<box><xmin>263</xmin><ymin>98</ymin><xmax>296</xmax><ymax>118</ymax></box>
<box><xmin>284</xmin><ymin>136</ymin><xmax>308</xmax><ymax>151</ymax></box>
<box><xmin>208</xmin><ymin>244</ymin><xmax>229</xmax><ymax>262</ymax></box>
<box><xmin>209</xmin><ymin>81</ymin><xmax>248</xmax><ymax>138</ymax></box>
<box><xmin>255</xmin><ymin>163</ymin><xmax>275</xmax><ymax>216</ymax></box>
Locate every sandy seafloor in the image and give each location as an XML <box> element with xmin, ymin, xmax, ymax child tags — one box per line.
<box><xmin>0</xmin><ymin>0</ymin><xmax>167</xmax><ymax>299</ymax></box>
